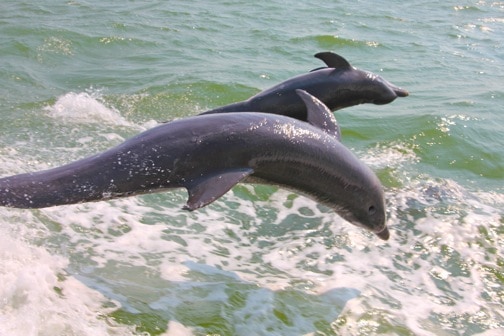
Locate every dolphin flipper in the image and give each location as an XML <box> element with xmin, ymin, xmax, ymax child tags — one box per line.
<box><xmin>296</xmin><ymin>89</ymin><xmax>341</xmax><ymax>140</ymax></box>
<box><xmin>184</xmin><ymin>168</ymin><xmax>254</xmax><ymax>211</ymax></box>
<box><xmin>314</xmin><ymin>52</ymin><xmax>352</xmax><ymax>69</ymax></box>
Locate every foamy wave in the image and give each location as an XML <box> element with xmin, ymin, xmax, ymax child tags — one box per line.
<box><xmin>0</xmin><ymin>223</ymin><xmax>136</xmax><ymax>335</ymax></box>
<box><xmin>360</xmin><ymin>140</ymin><xmax>419</xmax><ymax>169</ymax></box>
<box><xmin>44</xmin><ymin>91</ymin><xmax>137</xmax><ymax>128</ymax></box>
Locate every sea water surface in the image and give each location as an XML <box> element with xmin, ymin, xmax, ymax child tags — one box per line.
<box><xmin>0</xmin><ymin>1</ymin><xmax>503</xmax><ymax>335</ymax></box>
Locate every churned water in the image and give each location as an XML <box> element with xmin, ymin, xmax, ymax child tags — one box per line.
<box><xmin>0</xmin><ymin>1</ymin><xmax>503</xmax><ymax>335</ymax></box>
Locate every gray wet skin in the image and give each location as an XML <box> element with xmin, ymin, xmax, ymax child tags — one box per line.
<box><xmin>0</xmin><ymin>91</ymin><xmax>389</xmax><ymax>240</ymax></box>
<box><xmin>202</xmin><ymin>52</ymin><xmax>408</xmax><ymax>121</ymax></box>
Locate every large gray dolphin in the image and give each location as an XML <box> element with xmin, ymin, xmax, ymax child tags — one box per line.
<box><xmin>0</xmin><ymin>90</ymin><xmax>389</xmax><ymax>240</ymax></box>
<box><xmin>201</xmin><ymin>52</ymin><xmax>409</xmax><ymax>121</ymax></box>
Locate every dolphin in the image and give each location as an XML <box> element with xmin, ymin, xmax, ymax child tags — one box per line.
<box><xmin>0</xmin><ymin>90</ymin><xmax>389</xmax><ymax>240</ymax></box>
<box><xmin>201</xmin><ymin>52</ymin><xmax>408</xmax><ymax>121</ymax></box>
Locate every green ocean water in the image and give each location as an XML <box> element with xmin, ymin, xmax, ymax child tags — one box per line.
<box><xmin>0</xmin><ymin>1</ymin><xmax>503</xmax><ymax>335</ymax></box>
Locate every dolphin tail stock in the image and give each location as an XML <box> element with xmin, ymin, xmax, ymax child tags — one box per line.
<box><xmin>0</xmin><ymin>150</ymin><xmax>256</xmax><ymax>210</ymax></box>
<box><xmin>0</xmin><ymin>156</ymin><xmax>117</xmax><ymax>208</ymax></box>
<box><xmin>0</xmin><ymin>143</ymin><xmax>154</xmax><ymax>208</ymax></box>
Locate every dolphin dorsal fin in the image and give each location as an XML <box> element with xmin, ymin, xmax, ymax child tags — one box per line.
<box><xmin>314</xmin><ymin>52</ymin><xmax>351</xmax><ymax>69</ymax></box>
<box><xmin>296</xmin><ymin>89</ymin><xmax>341</xmax><ymax>140</ymax></box>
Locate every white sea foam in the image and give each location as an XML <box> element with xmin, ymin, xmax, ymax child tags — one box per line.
<box><xmin>360</xmin><ymin>140</ymin><xmax>419</xmax><ymax>169</ymax></box>
<box><xmin>0</xmin><ymin>219</ymin><xmax>137</xmax><ymax>335</ymax></box>
<box><xmin>44</xmin><ymin>91</ymin><xmax>149</xmax><ymax>131</ymax></box>
<box><xmin>165</xmin><ymin>321</ymin><xmax>195</xmax><ymax>336</ymax></box>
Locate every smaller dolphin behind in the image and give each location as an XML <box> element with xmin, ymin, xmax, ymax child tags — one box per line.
<box><xmin>201</xmin><ymin>52</ymin><xmax>409</xmax><ymax>121</ymax></box>
<box><xmin>0</xmin><ymin>91</ymin><xmax>389</xmax><ymax>240</ymax></box>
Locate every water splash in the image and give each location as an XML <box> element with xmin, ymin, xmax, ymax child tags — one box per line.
<box><xmin>44</xmin><ymin>91</ymin><xmax>137</xmax><ymax>128</ymax></box>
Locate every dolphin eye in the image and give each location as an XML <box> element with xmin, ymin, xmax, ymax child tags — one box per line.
<box><xmin>368</xmin><ymin>205</ymin><xmax>376</xmax><ymax>215</ymax></box>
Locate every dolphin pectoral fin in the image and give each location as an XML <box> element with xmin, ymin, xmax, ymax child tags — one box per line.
<box><xmin>183</xmin><ymin>168</ymin><xmax>254</xmax><ymax>211</ymax></box>
<box><xmin>314</xmin><ymin>52</ymin><xmax>351</xmax><ymax>69</ymax></box>
<box><xmin>295</xmin><ymin>89</ymin><xmax>341</xmax><ymax>140</ymax></box>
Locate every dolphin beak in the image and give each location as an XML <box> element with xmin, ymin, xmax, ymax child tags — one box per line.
<box><xmin>385</xmin><ymin>79</ymin><xmax>409</xmax><ymax>98</ymax></box>
<box><xmin>375</xmin><ymin>226</ymin><xmax>390</xmax><ymax>240</ymax></box>
<box><xmin>394</xmin><ymin>87</ymin><xmax>409</xmax><ymax>97</ymax></box>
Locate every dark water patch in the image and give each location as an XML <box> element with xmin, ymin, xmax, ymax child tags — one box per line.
<box><xmin>104</xmin><ymin>80</ymin><xmax>259</xmax><ymax>122</ymax></box>
<box><xmin>292</xmin><ymin>34</ymin><xmax>374</xmax><ymax>50</ymax></box>
<box><xmin>109</xmin><ymin>309</ymin><xmax>167</xmax><ymax>335</ymax></box>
